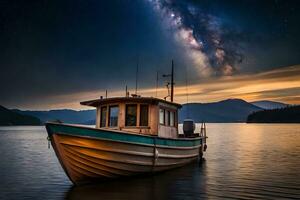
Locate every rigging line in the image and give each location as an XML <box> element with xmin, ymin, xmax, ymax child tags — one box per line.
<box><xmin>185</xmin><ymin>64</ymin><xmax>189</xmax><ymax>118</ymax></box>
<box><xmin>135</xmin><ymin>55</ymin><xmax>139</xmax><ymax>95</ymax></box>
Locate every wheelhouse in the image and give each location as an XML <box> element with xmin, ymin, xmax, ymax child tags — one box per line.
<box><xmin>80</xmin><ymin>97</ymin><xmax>182</xmax><ymax>138</ymax></box>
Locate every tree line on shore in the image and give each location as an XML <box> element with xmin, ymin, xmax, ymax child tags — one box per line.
<box><xmin>247</xmin><ymin>105</ymin><xmax>300</xmax><ymax>123</ymax></box>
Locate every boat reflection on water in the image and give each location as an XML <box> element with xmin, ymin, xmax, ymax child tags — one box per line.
<box><xmin>65</xmin><ymin>161</ymin><xmax>208</xmax><ymax>200</ymax></box>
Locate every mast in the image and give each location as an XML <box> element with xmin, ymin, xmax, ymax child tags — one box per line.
<box><xmin>156</xmin><ymin>71</ymin><xmax>159</xmax><ymax>97</ymax></box>
<box><xmin>162</xmin><ymin>60</ymin><xmax>175</xmax><ymax>102</ymax></box>
<box><xmin>171</xmin><ymin>60</ymin><xmax>174</xmax><ymax>102</ymax></box>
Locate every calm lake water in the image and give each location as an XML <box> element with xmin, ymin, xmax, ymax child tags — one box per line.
<box><xmin>0</xmin><ymin>124</ymin><xmax>299</xmax><ymax>200</ymax></box>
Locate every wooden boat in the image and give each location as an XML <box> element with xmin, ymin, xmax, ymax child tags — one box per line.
<box><xmin>46</xmin><ymin>96</ymin><xmax>207</xmax><ymax>185</ymax></box>
<box><xmin>46</xmin><ymin>63</ymin><xmax>207</xmax><ymax>185</ymax></box>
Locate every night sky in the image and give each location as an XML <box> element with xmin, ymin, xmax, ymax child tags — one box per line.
<box><xmin>1</xmin><ymin>0</ymin><xmax>300</xmax><ymax>110</ymax></box>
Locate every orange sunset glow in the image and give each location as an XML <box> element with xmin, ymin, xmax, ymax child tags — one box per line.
<box><xmin>21</xmin><ymin>65</ymin><xmax>300</xmax><ymax>110</ymax></box>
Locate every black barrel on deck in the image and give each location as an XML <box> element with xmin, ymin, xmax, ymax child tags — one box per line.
<box><xmin>183</xmin><ymin>119</ymin><xmax>195</xmax><ymax>137</ymax></box>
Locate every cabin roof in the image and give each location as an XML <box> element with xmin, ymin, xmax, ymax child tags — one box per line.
<box><xmin>80</xmin><ymin>97</ymin><xmax>182</xmax><ymax>108</ymax></box>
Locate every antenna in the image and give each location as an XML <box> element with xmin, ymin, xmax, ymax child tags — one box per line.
<box><xmin>185</xmin><ymin>64</ymin><xmax>189</xmax><ymax>118</ymax></box>
<box><xmin>135</xmin><ymin>56</ymin><xmax>139</xmax><ymax>95</ymax></box>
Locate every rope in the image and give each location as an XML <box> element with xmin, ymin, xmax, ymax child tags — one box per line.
<box><xmin>47</xmin><ymin>136</ymin><xmax>51</xmax><ymax>149</ymax></box>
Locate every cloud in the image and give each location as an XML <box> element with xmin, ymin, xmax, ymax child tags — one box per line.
<box><xmin>172</xmin><ymin>65</ymin><xmax>300</xmax><ymax>104</ymax></box>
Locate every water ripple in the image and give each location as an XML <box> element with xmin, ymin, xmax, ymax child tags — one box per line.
<box><xmin>0</xmin><ymin>124</ymin><xmax>300</xmax><ymax>199</ymax></box>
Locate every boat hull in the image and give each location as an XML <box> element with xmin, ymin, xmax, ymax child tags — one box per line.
<box><xmin>46</xmin><ymin>123</ymin><xmax>204</xmax><ymax>185</ymax></box>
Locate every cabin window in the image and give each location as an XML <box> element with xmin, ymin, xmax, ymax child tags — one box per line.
<box><xmin>140</xmin><ymin>104</ymin><xmax>148</xmax><ymax>126</ymax></box>
<box><xmin>170</xmin><ymin>111</ymin><xmax>175</xmax><ymax>127</ymax></box>
<box><xmin>125</xmin><ymin>104</ymin><xmax>137</xmax><ymax>126</ymax></box>
<box><xmin>109</xmin><ymin>106</ymin><xmax>119</xmax><ymax>127</ymax></box>
<box><xmin>159</xmin><ymin>108</ymin><xmax>164</xmax><ymax>124</ymax></box>
<box><xmin>100</xmin><ymin>106</ymin><xmax>107</xmax><ymax>127</ymax></box>
<box><xmin>165</xmin><ymin>110</ymin><xmax>170</xmax><ymax>126</ymax></box>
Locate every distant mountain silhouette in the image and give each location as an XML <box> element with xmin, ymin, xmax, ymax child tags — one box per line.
<box><xmin>251</xmin><ymin>100</ymin><xmax>288</xmax><ymax>110</ymax></box>
<box><xmin>247</xmin><ymin>105</ymin><xmax>300</xmax><ymax>123</ymax></box>
<box><xmin>0</xmin><ymin>105</ymin><xmax>41</xmax><ymax>125</ymax></box>
<box><xmin>11</xmin><ymin>98</ymin><xmax>291</xmax><ymax>125</ymax></box>
<box><xmin>14</xmin><ymin>109</ymin><xmax>96</xmax><ymax>124</ymax></box>
<box><xmin>179</xmin><ymin>99</ymin><xmax>262</xmax><ymax>123</ymax></box>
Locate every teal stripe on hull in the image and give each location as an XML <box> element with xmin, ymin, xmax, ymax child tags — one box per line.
<box><xmin>46</xmin><ymin>123</ymin><xmax>202</xmax><ymax>147</ymax></box>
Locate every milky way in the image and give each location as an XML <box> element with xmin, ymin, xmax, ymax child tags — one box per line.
<box><xmin>1</xmin><ymin>0</ymin><xmax>300</xmax><ymax>109</ymax></box>
<box><xmin>148</xmin><ymin>0</ymin><xmax>244</xmax><ymax>77</ymax></box>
